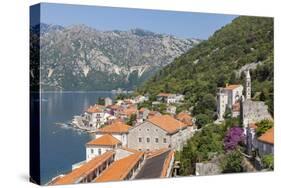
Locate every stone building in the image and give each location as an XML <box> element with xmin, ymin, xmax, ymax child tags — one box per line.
<box><xmin>216</xmin><ymin>84</ymin><xmax>244</xmax><ymax>121</ymax></box>
<box><xmin>128</xmin><ymin>115</ymin><xmax>193</xmax><ymax>151</ymax></box>
<box><xmin>242</xmin><ymin>100</ymin><xmax>272</xmax><ymax>129</ymax></box>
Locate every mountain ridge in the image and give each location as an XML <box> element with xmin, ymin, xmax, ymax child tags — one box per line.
<box><xmin>31</xmin><ymin>23</ymin><xmax>200</xmax><ymax>91</ymax></box>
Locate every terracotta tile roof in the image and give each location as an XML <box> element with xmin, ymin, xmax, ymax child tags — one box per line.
<box><xmin>95</xmin><ymin>152</ymin><xmax>144</xmax><ymax>182</ymax></box>
<box><xmin>176</xmin><ymin>112</ymin><xmax>193</xmax><ymax>126</ymax></box>
<box><xmin>148</xmin><ymin>111</ymin><xmax>161</xmax><ymax>119</ymax></box>
<box><xmin>53</xmin><ymin>151</ymin><xmax>115</xmax><ymax>185</ymax></box>
<box><xmin>157</xmin><ymin>93</ymin><xmax>173</xmax><ymax>97</ymax></box>
<box><xmin>119</xmin><ymin>147</ymin><xmax>139</xmax><ymax>154</ymax></box>
<box><xmin>86</xmin><ymin>134</ymin><xmax>121</xmax><ymax>146</ymax></box>
<box><xmin>258</xmin><ymin>127</ymin><xmax>274</xmax><ymax>145</ymax></box>
<box><xmin>86</xmin><ymin>105</ymin><xmax>103</xmax><ymax>113</ymax></box>
<box><xmin>120</xmin><ymin>107</ymin><xmax>138</xmax><ymax>116</ymax></box>
<box><xmin>96</xmin><ymin>121</ymin><xmax>132</xmax><ymax>134</ymax></box>
<box><xmin>161</xmin><ymin>150</ymin><xmax>174</xmax><ymax>178</ymax></box>
<box><xmin>225</xmin><ymin>84</ymin><xmax>241</xmax><ymax>90</ymax></box>
<box><xmin>107</xmin><ymin>104</ymin><xmax>121</xmax><ymax>110</ymax></box>
<box><xmin>148</xmin><ymin>115</ymin><xmax>187</xmax><ymax>134</ymax></box>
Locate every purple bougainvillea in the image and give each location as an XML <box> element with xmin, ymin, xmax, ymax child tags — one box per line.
<box><xmin>224</xmin><ymin>126</ymin><xmax>245</xmax><ymax>151</ymax></box>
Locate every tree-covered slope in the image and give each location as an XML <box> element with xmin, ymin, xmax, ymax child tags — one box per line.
<box><xmin>137</xmin><ymin>16</ymin><xmax>273</xmax><ymax>117</ymax></box>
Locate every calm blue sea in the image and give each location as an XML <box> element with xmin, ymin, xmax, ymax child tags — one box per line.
<box><xmin>39</xmin><ymin>91</ymin><xmax>115</xmax><ymax>184</ymax></box>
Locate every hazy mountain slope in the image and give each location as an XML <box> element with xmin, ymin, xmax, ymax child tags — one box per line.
<box><xmin>33</xmin><ymin>24</ymin><xmax>200</xmax><ymax>91</ymax></box>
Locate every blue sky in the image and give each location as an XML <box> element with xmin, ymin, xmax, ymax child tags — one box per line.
<box><xmin>38</xmin><ymin>3</ymin><xmax>237</xmax><ymax>39</ymax></box>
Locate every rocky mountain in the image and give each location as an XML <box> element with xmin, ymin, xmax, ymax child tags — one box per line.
<box><xmin>33</xmin><ymin>24</ymin><xmax>200</xmax><ymax>91</ymax></box>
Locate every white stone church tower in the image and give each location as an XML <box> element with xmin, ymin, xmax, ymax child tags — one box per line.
<box><xmin>245</xmin><ymin>69</ymin><xmax>251</xmax><ymax>100</ymax></box>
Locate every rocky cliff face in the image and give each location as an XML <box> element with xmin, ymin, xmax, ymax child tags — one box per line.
<box><xmin>33</xmin><ymin>24</ymin><xmax>199</xmax><ymax>91</ymax></box>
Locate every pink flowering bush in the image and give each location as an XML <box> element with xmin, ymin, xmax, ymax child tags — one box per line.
<box><xmin>224</xmin><ymin>126</ymin><xmax>245</xmax><ymax>151</ymax></box>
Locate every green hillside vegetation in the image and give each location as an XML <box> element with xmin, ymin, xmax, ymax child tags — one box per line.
<box><xmin>136</xmin><ymin>16</ymin><xmax>274</xmax><ymax>119</ymax></box>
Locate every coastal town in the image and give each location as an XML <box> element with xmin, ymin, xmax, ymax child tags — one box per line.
<box><xmin>48</xmin><ymin>69</ymin><xmax>274</xmax><ymax>185</ymax></box>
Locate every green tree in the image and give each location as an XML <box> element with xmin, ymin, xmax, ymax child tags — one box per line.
<box><xmin>229</xmin><ymin>72</ymin><xmax>238</xmax><ymax>84</ymax></box>
<box><xmin>195</xmin><ymin>114</ymin><xmax>211</xmax><ymax>129</ymax></box>
<box><xmin>97</xmin><ymin>97</ymin><xmax>105</xmax><ymax>105</ymax></box>
<box><xmin>221</xmin><ymin>150</ymin><xmax>244</xmax><ymax>173</ymax></box>
<box><xmin>262</xmin><ymin>154</ymin><xmax>274</xmax><ymax>170</ymax></box>
<box><xmin>256</xmin><ymin>119</ymin><xmax>273</xmax><ymax>137</ymax></box>
<box><xmin>126</xmin><ymin>114</ymin><xmax>137</xmax><ymax>126</ymax></box>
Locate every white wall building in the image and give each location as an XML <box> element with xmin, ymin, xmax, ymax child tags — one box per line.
<box><xmin>84</xmin><ymin>105</ymin><xmax>107</xmax><ymax>130</ymax></box>
<box><xmin>94</xmin><ymin>121</ymin><xmax>132</xmax><ymax>147</ymax></box>
<box><xmin>216</xmin><ymin>84</ymin><xmax>244</xmax><ymax>121</ymax></box>
<box><xmin>104</xmin><ymin>97</ymin><xmax>113</xmax><ymax>106</ymax></box>
<box><xmin>85</xmin><ymin>134</ymin><xmax>121</xmax><ymax>161</ymax></box>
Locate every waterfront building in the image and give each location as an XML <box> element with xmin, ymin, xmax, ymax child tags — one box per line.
<box><xmin>84</xmin><ymin>105</ymin><xmax>107</xmax><ymax>130</ymax></box>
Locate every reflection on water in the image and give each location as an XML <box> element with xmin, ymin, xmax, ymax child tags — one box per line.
<box><xmin>39</xmin><ymin>91</ymin><xmax>115</xmax><ymax>184</ymax></box>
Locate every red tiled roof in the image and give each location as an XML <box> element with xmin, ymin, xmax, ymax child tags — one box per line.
<box><xmin>86</xmin><ymin>105</ymin><xmax>104</xmax><ymax>113</ymax></box>
<box><xmin>86</xmin><ymin>134</ymin><xmax>121</xmax><ymax>146</ymax></box>
<box><xmin>176</xmin><ymin>112</ymin><xmax>193</xmax><ymax>126</ymax></box>
<box><xmin>120</xmin><ymin>107</ymin><xmax>138</xmax><ymax>116</ymax></box>
<box><xmin>225</xmin><ymin>84</ymin><xmax>241</xmax><ymax>90</ymax></box>
<box><xmin>107</xmin><ymin>104</ymin><xmax>121</xmax><ymax>110</ymax></box>
<box><xmin>258</xmin><ymin>127</ymin><xmax>274</xmax><ymax>145</ymax></box>
<box><xmin>157</xmin><ymin>93</ymin><xmax>173</xmax><ymax>97</ymax></box>
<box><xmin>95</xmin><ymin>152</ymin><xmax>144</xmax><ymax>182</ymax></box>
<box><xmin>52</xmin><ymin>151</ymin><xmax>115</xmax><ymax>185</ymax></box>
<box><xmin>96</xmin><ymin>121</ymin><xmax>132</xmax><ymax>134</ymax></box>
<box><xmin>148</xmin><ymin>115</ymin><xmax>187</xmax><ymax>134</ymax></box>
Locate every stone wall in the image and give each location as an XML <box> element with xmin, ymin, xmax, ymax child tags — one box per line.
<box><xmin>242</xmin><ymin>100</ymin><xmax>272</xmax><ymax>127</ymax></box>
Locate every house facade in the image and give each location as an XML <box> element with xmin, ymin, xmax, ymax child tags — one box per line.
<box><xmin>85</xmin><ymin>134</ymin><xmax>122</xmax><ymax>161</ymax></box>
<box><xmin>84</xmin><ymin>105</ymin><xmax>107</xmax><ymax>130</ymax></box>
<box><xmin>94</xmin><ymin>121</ymin><xmax>132</xmax><ymax>147</ymax></box>
<box><xmin>128</xmin><ymin>115</ymin><xmax>193</xmax><ymax>151</ymax></box>
<box><xmin>216</xmin><ymin>84</ymin><xmax>244</xmax><ymax>120</ymax></box>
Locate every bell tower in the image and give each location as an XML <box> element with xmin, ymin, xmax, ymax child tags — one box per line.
<box><xmin>245</xmin><ymin>69</ymin><xmax>251</xmax><ymax>100</ymax></box>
